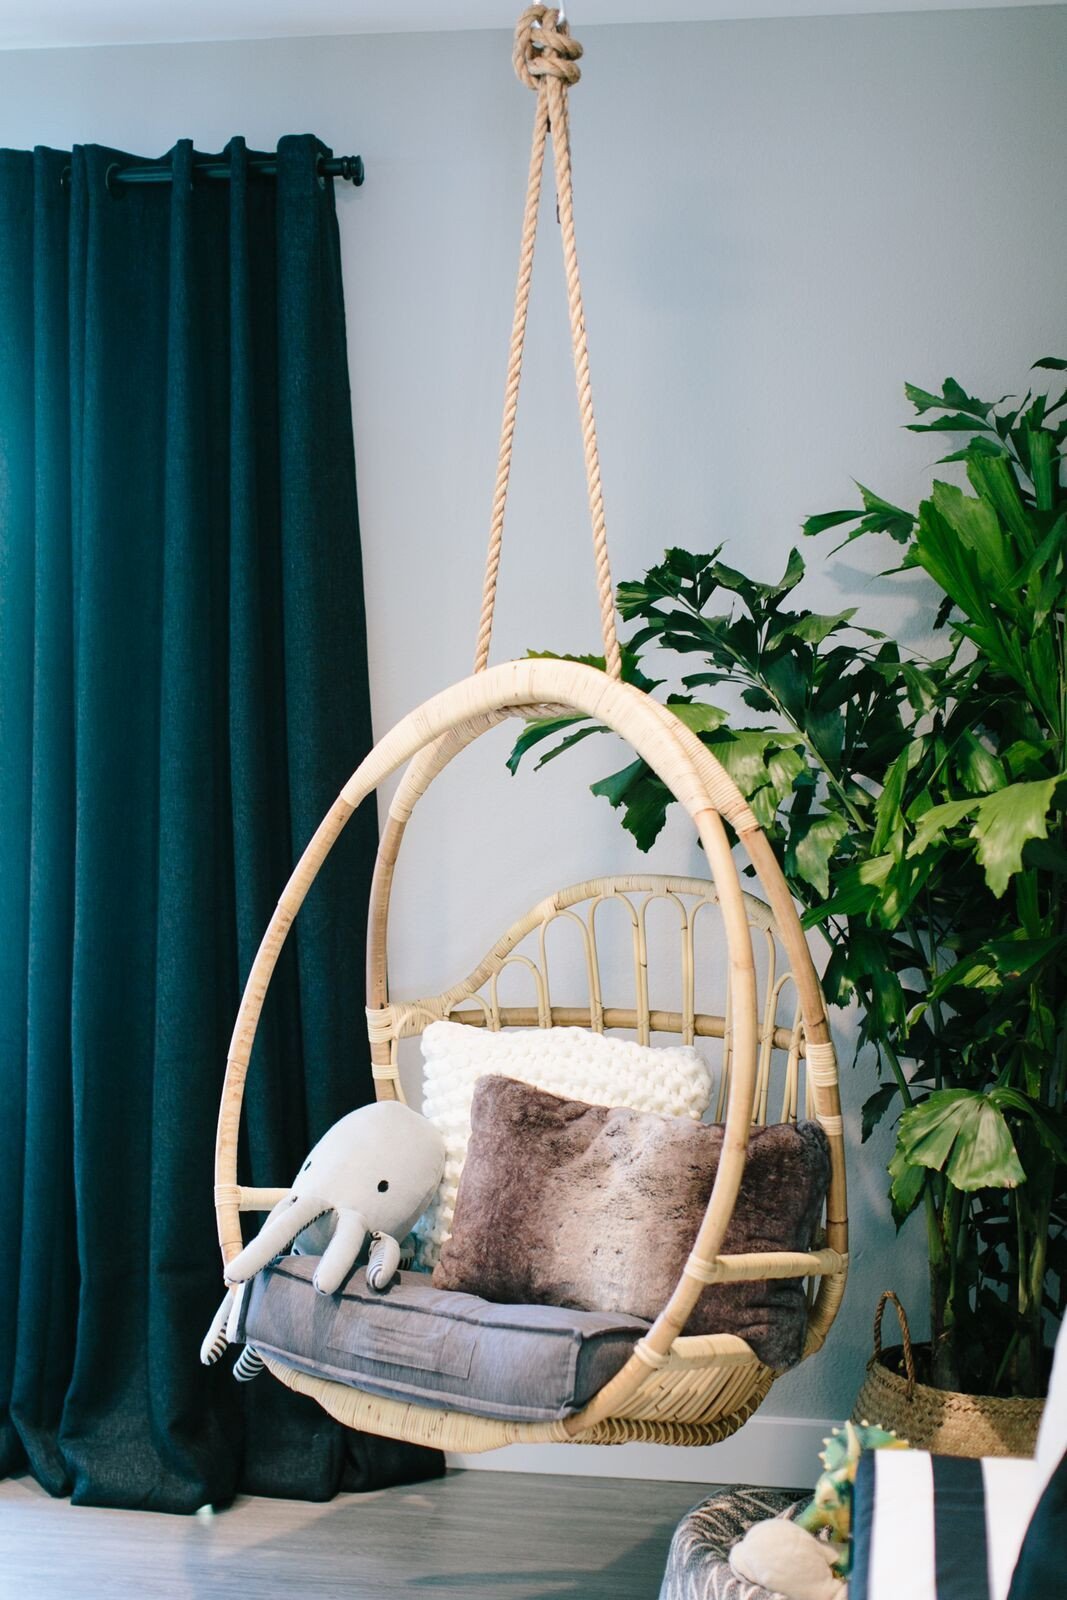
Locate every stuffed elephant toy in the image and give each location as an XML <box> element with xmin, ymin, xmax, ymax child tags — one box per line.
<box><xmin>729</xmin><ymin>1519</ymin><xmax>846</xmax><ymax>1600</ymax></box>
<box><xmin>201</xmin><ymin>1100</ymin><xmax>445</xmax><ymax>1377</ymax></box>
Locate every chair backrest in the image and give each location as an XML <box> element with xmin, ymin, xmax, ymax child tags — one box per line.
<box><xmin>374</xmin><ymin>874</ymin><xmax>813</xmax><ymax>1130</ymax></box>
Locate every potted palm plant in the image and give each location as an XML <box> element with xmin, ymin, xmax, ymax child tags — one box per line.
<box><xmin>512</xmin><ymin>361</ymin><xmax>1067</xmax><ymax>1436</ymax></box>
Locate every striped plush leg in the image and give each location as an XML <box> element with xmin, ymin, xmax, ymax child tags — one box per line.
<box><xmin>366</xmin><ymin>1232</ymin><xmax>402</xmax><ymax>1291</ymax></box>
<box><xmin>233</xmin><ymin>1346</ymin><xmax>265</xmax><ymax>1383</ymax></box>
<box><xmin>200</xmin><ymin>1289</ymin><xmax>235</xmax><ymax>1367</ymax></box>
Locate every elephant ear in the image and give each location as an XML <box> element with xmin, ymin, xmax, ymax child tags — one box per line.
<box><xmin>225</xmin><ymin>1194</ymin><xmax>331</xmax><ymax>1284</ymax></box>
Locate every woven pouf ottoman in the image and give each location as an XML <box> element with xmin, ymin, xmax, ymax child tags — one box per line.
<box><xmin>658</xmin><ymin>1486</ymin><xmax>806</xmax><ymax>1600</ymax></box>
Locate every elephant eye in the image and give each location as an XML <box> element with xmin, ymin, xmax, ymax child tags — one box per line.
<box><xmin>377</xmin><ymin>1179</ymin><xmax>389</xmax><ymax>1193</ymax></box>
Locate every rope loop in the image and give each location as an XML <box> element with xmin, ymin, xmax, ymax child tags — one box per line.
<box><xmin>513</xmin><ymin>7</ymin><xmax>583</xmax><ymax>89</ymax></box>
<box><xmin>476</xmin><ymin>7</ymin><xmax>622</xmax><ymax>681</ymax></box>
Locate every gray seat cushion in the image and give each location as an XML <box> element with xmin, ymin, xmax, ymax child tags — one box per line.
<box><xmin>238</xmin><ymin>1256</ymin><xmax>649</xmax><ymax>1423</ymax></box>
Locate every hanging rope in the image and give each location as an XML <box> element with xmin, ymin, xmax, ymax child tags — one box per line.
<box><xmin>473</xmin><ymin>5</ymin><xmax>622</xmax><ymax>681</ymax></box>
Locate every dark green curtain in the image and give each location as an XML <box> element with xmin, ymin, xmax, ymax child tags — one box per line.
<box><xmin>0</xmin><ymin>135</ymin><xmax>442</xmax><ymax>1511</ymax></box>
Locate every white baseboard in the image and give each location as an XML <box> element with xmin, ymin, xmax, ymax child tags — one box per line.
<box><xmin>448</xmin><ymin>1411</ymin><xmax>834</xmax><ymax>1486</ymax></box>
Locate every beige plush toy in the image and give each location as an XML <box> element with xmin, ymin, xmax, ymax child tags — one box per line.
<box><xmin>729</xmin><ymin>1519</ymin><xmax>846</xmax><ymax>1600</ymax></box>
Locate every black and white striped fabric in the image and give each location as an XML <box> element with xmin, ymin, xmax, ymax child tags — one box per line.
<box><xmin>849</xmin><ymin>1449</ymin><xmax>1047</xmax><ymax>1600</ymax></box>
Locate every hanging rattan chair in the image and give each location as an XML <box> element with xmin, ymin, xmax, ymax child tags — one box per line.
<box><xmin>211</xmin><ymin>7</ymin><xmax>847</xmax><ymax>1454</ymax></box>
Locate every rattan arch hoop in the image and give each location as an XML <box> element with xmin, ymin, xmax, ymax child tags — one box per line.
<box><xmin>214</xmin><ymin>658</ymin><xmax>848</xmax><ymax>1451</ymax></box>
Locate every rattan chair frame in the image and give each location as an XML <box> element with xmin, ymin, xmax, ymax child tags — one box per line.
<box><xmin>213</xmin><ymin>657</ymin><xmax>847</xmax><ymax>1451</ymax></box>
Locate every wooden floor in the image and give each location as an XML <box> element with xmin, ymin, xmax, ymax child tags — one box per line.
<box><xmin>0</xmin><ymin>1469</ymin><xmax>714</xmax><ymax>1599</ymax></box>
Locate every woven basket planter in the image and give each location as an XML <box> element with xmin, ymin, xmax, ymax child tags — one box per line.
<box><xmin>851</xmin><ymin>1292</ymin><xmax>1044</xmax><ymax>1459</ymax></box>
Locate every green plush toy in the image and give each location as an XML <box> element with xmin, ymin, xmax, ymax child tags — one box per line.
<box><xmin>730</xmin><ymin>1419</ymin><xmax>909</xmax><ymax>1597</ymax></box>
<box><xmin>795</xmin><ymin>1419</ymin><xmax>910</xmax><ymax>1574</ymax></box>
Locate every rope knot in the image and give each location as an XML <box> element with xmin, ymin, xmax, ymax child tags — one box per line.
<box><xmin>513</xmin><ymin>6</ymin><xmax>583</xmax><ymax>91</ymax></box>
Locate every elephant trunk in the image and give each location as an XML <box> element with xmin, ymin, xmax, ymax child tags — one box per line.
<box><xmin>225</xmin><ymin>1193</ymin><xmax>331</xmax><ymax>1284</ymax></box>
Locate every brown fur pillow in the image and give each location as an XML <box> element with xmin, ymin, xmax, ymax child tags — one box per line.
<box><xmin>432</xmin><ymin>1074</ymin><xmax>830</xmax><ymax>1370</ymax></box>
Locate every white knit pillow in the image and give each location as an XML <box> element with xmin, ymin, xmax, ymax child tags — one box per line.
<box><xmin>413</xmin><ymin>1021</ymin><xmax>714</xmax><ymax>1270</ymax></box>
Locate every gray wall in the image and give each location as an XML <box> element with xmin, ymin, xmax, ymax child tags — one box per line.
<box><xmin>1</xmin><ymin>6</ymin><xmax>1064</xmax><ymax>1442</ymax></box>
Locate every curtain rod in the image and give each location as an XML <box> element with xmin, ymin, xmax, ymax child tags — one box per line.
<box><xmin>60</xmin><ymin>154</ymin><xmax>364</xmax><ymax>190</ymax></box>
